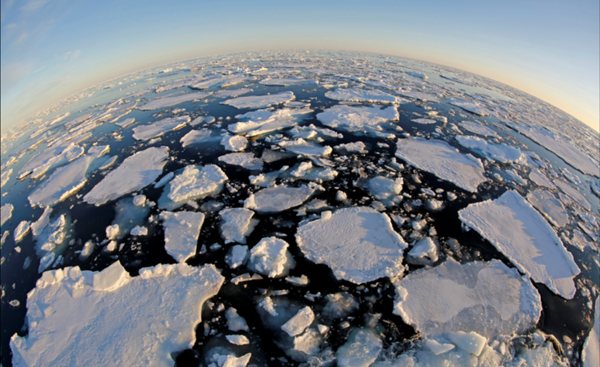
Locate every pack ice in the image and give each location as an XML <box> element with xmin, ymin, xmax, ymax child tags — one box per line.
<box><xmin>84</xmin><ymin>147</ymin><xmax>169</xmax><ymax>206</ymax></box>
<box><xmin>132</xmin><ymin>116</ymin><xmax>190</xmax><ymax>141</ymax></box>
<box><xmin>158</xmin><ymin>165</ymin><xmax>228</xmax><ymax>210</ymax></box>
<box><xmin>455</xmin><ymin>135</ymin><xmax>525</xmax><ymax>164</ymax></box>
<box><xmin>393</xmin><ymin>258</ymin><xmax>542</xmax><ymax>338</ymax></box>
<box><xmin>228</xmin><ymin>108</ymin><xmax>313</xmax><ymax>137</ymax></box>
<box><xmin>296</xmin><ymin>206</ymin><xmax>408</xmax><ymax>284</ymax></box>
<box><xmin>459</xmin><ymin>190</ymin><xmax>580</xmax><ymax>299</ymax></box>
<box><xmin>325</xmin><ymin>88</ymin><xmax>400</xmax><ymax>104</ymax></box>
<box><xmin>221</xmin><ymin>91</ymin><xmax>295</xmax><ymax>109</ymax></box>
<box><xmin>10</xmin><ymin>262</ymin><xmax>224</xmax><ymax>367</ymax></box>
<box><xmin>317</xmin><ymin>105</ymin><xmax>399</xmax><ymax>135</ymax></box>
<box><xmin>395</xmin><ymin>137</ymin><xmax>486</xmax><ymax>193</ymax></box>
<box><xmin>138</xmin><ymin>91</ymin><xmax>212</xmax><ymax>111</ymax></box>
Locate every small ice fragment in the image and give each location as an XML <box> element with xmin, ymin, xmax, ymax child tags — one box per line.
<box><xmin>159</xmin><ymin>211</ymin><xmax>205</xmax><ymax>262</ymax></box>
<box><xmin>286</xmin><ymin>275</ymin><xmax>309</xmax><ymax>286</ymax></box>
<box><xmin>425</xmin><ymin>339</ymin><xmax>455</xmax><ymax>355</ymax></box>
<box><xmin>336</xmin><ymin>328</ymin><xmax>382</xmax><ymax>367</ymax></box>
<box><xmin>244</xmin><ymin>186</ymin><xmax>314</xmax><ymax>213</ymax></box>
<box><xmin>130</xmin><ymin>226</ymin><xmax>148</xmax><ymax>236</ymax></box>
<box><xmin>226</xmin><ymin>308</ymin><xmax>250</xmax><ymax>332</ymax></box>
<box><xmin>14</xmin><ymin>221</ymin><xmax>31</xmax><ymax>242</ymax></box>
<box><xmin>282</xmin><ymin>306</ymin><xmax>315</xmax><ymax>337</ymax></box>
<box><xmin>220</xmin><ymin>134</ymin><xmax>248</xmax><ymax>152</ymax></box>
<box><xmin>1</xmin><ymin>203</ymin><xmax>14</xmax><ymax>227</ymax></box>
<box><xmin>222</xmin><ymin>91</ymin><xmax>295</xmax><ymax>109</ymax></box>
<box><xmin>248</xmin><ymin>237</ymin><xmax>295</xmax><ymax>278</ymax></box>
<box><xmin>258</xmin><ymin>296</ymin><xmax>278</xmax><ymax>316</ymax></box>
<box><xmin>79</xmin><ymin>240</ymin><xmax>95</xmax><ymax>260</ymax></box>
<box><xmin>219</xmin><ymin>208</ymin><xmax>258</xmax><ymax>244</ymax></box>
<box><xmin>406</xmin><ymin>237</ymin><xmax>438</xmax><ymax>265</ymax></box>
<box><xmin>226</xmin><ymin>335</ymin><xmax>250</xmax><ymax>346</ymax></box>
<box><xmin>448</xmin><ymin>331</ymin><xmax>487</xmax><ymax>356</ymax></box>
<box><xmin>132</xmin><ymin>195</ymin><xmax>146</xmax><ymax>207</ymax></box>
<box><xmin>225</xmin><ymin>245</ymin><xmax>249</xmax><ymax>269</ymax></box>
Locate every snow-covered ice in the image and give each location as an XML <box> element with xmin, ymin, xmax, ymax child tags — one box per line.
<box><xmin>1</xmin><ymin>203</ymin><xmax>14</xmax><ymax>227</ymax></box>
<box><xmin>458</xmin><ymin>190</ymin><xmax>580</xmax><ymax>299</ymax></box>
<box><xmin>248</xmin><ymin>237</ymin><xmax>295</xmax><ymax>278</ymax></box>
<box><xmin>244</xmin><ymin>186</ymin><xmax>314</xmax><ymax>213</ymax></box>
<box><xmin>526</xmin><ymin>189</ymin><xmax>569</xmax><ymax>227</ymax></box>
<box><xmin>317</xmin><ymin>105</ymin><xmax>399</xmax><ymax>135</ymax></box>
<box><xmin>226</xmin><ymin>335</ymin><xmax>250</xmax><ymax>346</ymax></box>
<box><xmin>220</xmin><ymin>134</ymin><xmax>248</xmax><ymax>152</ymax></box>
<box><xmin>14</xmin><ymin>221</ymin><xmax>31</xmax><ymax>242</ymax></box>
<box><xmin>132</xmin><ymin>116</ymin><xmax>190</xmax><ymax>141</ymax></box>
<box><xmin>459</xmin><ymin>121</ymin><xmax>499</xmax><ymax>137</ymax></box>
<box><xmin>325</xmin><ymin>88</ymin><xmax>400</xmax><ymax>104</ymax></box>
<box><xmin>447</xmin><ymin>331</ymin><xmax>487</xmax><ymax>356</ymax></box>
<box><xmin>219</xmin><ymin>208</ymin><xmax>258</xmax><ymax>244</ymax></box>
<box><xmin>159</xmin><ymin>211</ymin><xmax>205</xmax><ymax>262</ymax></box>
<box><xmin>229</xmin><ymin>108</ymin><xmax>312</xmax><ymax>137</ymax></box>
<box><xmin>554</xmin><ymin>179</ymin><xmax>592</xmax><ymax>211</ymax></box>
<box><xmin>336</xmin><ymin>328</ymin><xmax>382</xmax><ymax>367</ymax></box>
<box><xmin>455</xmin><ymin>135</ymin><xmax>525</xmax><ymax>163</ymax></box>
<box><xmin>218</xmin><ymin>153</ymin><xmax>264</xmax><ymax>171</ymax></box>
<box><xmin>278</xmin><ymin>139</ymin><xmax>333</xmax><ymax>157</ymax></box>
<box><xmin>393</xmin><ymin>258</ymin><xmax>542</xmax><ymax>338</ymax></box>
<box><xmin>583</xmin><ymin>296</ymin><xmax>599</xmax><ymax>367</ymax></box>
<box><xmin>158</xmin><ymin>165</ymin><xmax>228</xmax><ymax>210</ymax></box>
<box><xmin>395</xmin><ymin>137</ymin><xmax>486</xmax><ymax>193</ymax></box>
<box><xmin>296</xmin><ymin>206</ymin><xmax>407</xmax><ymax>284</ymax></box>
<box><xmin>180</xmin><ymin>129</ymin><xmax>215</xmax><ymax>147</ymax></box>
<box><xmin>281</xmin><ymin>306</ymin><xmax>315</xmax><ymax>337</ymax></box>
<box><xmin>449</xmin><ymin>99</ymin><xmax>491</xmax><ymax>116</ymax></box>
<box><xmin>138</xmin><ymin>92</ymin><xmax>212</xmax><ymax>110</ymax></box>
<box><xmin>529</xmin><ymin>169</ymin><xmax>555</xmax><ymax>189</ymax></box>
<box><xmin>396</xmin><ymin>90</ymin><xmax>439</xmax><ymax>102</ymax></box>
<box><xmin>406</xmin><ymin>237</ymin><xmax>438</xmax><ymax>265</ymax></box>
<box><xmin>221</xmin><ymin>91</ymin><xmax>295</xmax><ymax>109</ymax></box>
<box><xmin>10</xmin><ymin>262</ymin><xmax>224</xmax><ymax>367</ymax></box>
<box><xmin>84</xmin><ymin>147</ymin><xmax>169</xmax><ymax>206</ymax></box>
<box><xmin>130</xmin><ymin>225</ymin><xmax>147</xmax><ymax>236</ymax></box>
<box><xmin>225</xmin><ymin>245</ymin><xmax>249</xmax><ymax>269</ymax></box>
<box><xmin>260</xmin><ymin>78</ymin><xmax>318</xmax><ymax>86</ymax></box>
<box><xmin>335</xmin><ymin>141</ymin><xmax>367</xmax><ymax>154</ymax></box>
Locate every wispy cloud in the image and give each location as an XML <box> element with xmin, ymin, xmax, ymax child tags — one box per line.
<box><xmin>21</xmin><ymin>0</ymin><xmax>50</xmax><ymax>12</ymax></box>
<box><xmin>63</xmin><ymin>50</ymin><xmax>81</xmax><ymax>61</ymax></box>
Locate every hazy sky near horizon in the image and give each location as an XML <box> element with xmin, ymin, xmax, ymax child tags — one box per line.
<box><xmin>1</xmin><ymin>0</ymin><xmax>599</xmax><ymax>131</ymax></box>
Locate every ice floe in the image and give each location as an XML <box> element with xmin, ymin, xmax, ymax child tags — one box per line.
<box><xmin>459</xmin><ymin>121</ymin><xmax>500</xmax><ymax>137</ymax></box>
<box><xmin>279</xmin><ymin>139</ymin><xmax>332</xmax><ymax>157</ymax></box>
<box><xmin>260</xmin><ymin>78</ymin><xmax>318</xmax><ymax>86</ymax></box>
<box><xmin>325</xmin><ymin>88</ymin><xmax>399</xmax><ymax>104</ymax></box>
<box><xmin>132</xmin><ymin>116</ymin><xmax>190</xmax><ymax>141</ymax></box>
<box><xmin>459</xmin><ymin>190</ymin><xmax>580</xmax><ymax>299</ymax></box>
<box><xmin>583</xmin><ymin>296</ymin><xmax>599</xmax><ymax>367</ymax></box>
<box><xmin>218</xmin><ymin>153</ymin><xmax>264</xmax><ymax>171</ymax></box>
<box><xmin>529</xmin><ymin>169</ymin><xmax>555</xmax><ymax>189</ymax></box>
<box><xmin>18</xmin><ymin>143</ymin><xmax>85</xmax><ymax>180</ymax></box>
<box><xmin>220</xmin><ymin>134</ymin><xmax>248</xmax><ymax>152</ymax></box>
<box><xmin>554</xmin><ymin>179</ymin><xmax>592</xmax><ymax>211</ymax></box>
<box><xmin>334</xmin><ymin>141</ymin><xmax>367</xmax><ymax>154</ymax></box>
<box><xmin>158</xmin><ymin>165</ymin><xmax>228</xmax><ymax>210</ymax></box>
<box><xmin>221</xmin><ymin>91</ymin><xmax>295</xmax><ymax>109</ymax></box>
<box><xmin>449</xmin><ymin>99</ymin><xmax>491</xmax><ymax>116</ymax></box>
<box><xmin>296</xmin><ymin>206</ymin><xmax>407</xmax><ymax>284</ymax></box>
<box><xmin>14</xmin><ymin>221</ymin><xmax>31</xmax><ymax>242</ymax></box>
<box><xmin>406</xmin><ymin>237</ymin><xmax>439</xmax><ymax>265</ymax></box>
<box><xmin>244</xmin><ymin>186</ymin><xmax>314</xmax><ymax>213</ymax></box>
<box><xmin>395</xmin><ymin>137</ymin><xmax>486</xmax><ymax>192</ymax></box>
<box><xmin>1</xmin><ymin>203</ymin><xmax>14</xmax><ymax>227</ymax></box>
<box><xmin>190</xmin><ymin>74</ymin><xmax>247</xmax><ymax>89</ymax></box>
<box><xmin>248</xmin><ymin>237</ymin><xmax>295</xmax><ymax>278</ymax></box>
<box><xmin>84</xmin><ymin>147</ymin><xmax>169</xmax><ymax>206</ymax></box>
<box><xmin>225</xmin><ymin>245</ymin><xmax>249</xmax><ymax>269</ymax></box>
<box><xmin>336</xmin><ymin>328</ymin><xmax>382</xmax><ymax>367</ymax></box>
<box><xmin>396</xmin><ymin>90</ymin><xmax>439</xmax><ymax>102</ymax></box>
<box><xmin>180</xmin><ymin>129</ymin><xmax>215</xmax><ymax>147</ymax></box>
<box><xmin>159</xmin><ymin>211</ymin><xmax>205</xmax><ymax>262</ymax></box>
<box><xmin>10</xmin><ymin>262</ymin><xmax>224</xmax><ymax>367</ymax></box>
<box><xmin>526</xmin><ymin>189</ymin><xmax>569</xmax><ymax>227</ymax></box>
<box><xmin>282</xmin><ymin>306</ymin><xmax>315</xmax><ymax>337</ymax></box>
<box><xmin>316</xmin><ymin>104</ymin><xmax>398</xmax><ymax>136</ymax></box>
<box><xmin>394</xmin><ymin>258</ymin><xmax>542</xmax><ymax>338</ymax></box>
<box><xmin>229</xmin><ymin>108</ymin><xmax>313</xmax><ymax>137</ymax></box>
<box><xmin>219</xmin><ymin>208</ymin><xmax>258</xmax><ymax>244</ymax></box>
<box><xmin>455</xmin><ymin>135</ymin><xmax>525</xmax><ymax>163</ymax></box>
<box><xmin>138</xmin><ymin>91</ymin><xmax>212</xmax><ymax>111</ymax></box>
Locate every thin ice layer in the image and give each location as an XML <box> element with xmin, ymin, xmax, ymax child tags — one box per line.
<box><xmin>10</xmin><ymin>262</ymin><xmax>224</xmax><ymax>367</ymax></box>
<box><xmin>132</xmin><ymin>116</ymin><xmax>190</xmax><ymax>141</ymax></box>
<box><xmin>159</xmin><ymin>211</ymin><xmax>205</xmax><ymax>262</ymax></box>
<box><xmin>325</xmin><ymin>88</ymin><xmax>399</xmax><ymax>104</ymax></box>
<box><xmin>455</xmin><ymin>135</ymin><xmax>525</xmax><ymax>163</ymax></box>
<box><xmin>221</xmin><ymin>91</ymin><xmax>295</xmax><ymax>109</ymax></box>
<box><xmin>84</xmin><ymin>147</ymin><xmax>169</xmax><ymax>206</ymax></box>
<box><xmin>158</xmin><ymin>165</ymin><xmax>228</xmax><ymax>210</ymax></box>
<box><xmin>393</xmin><ymin>258</ymin><xmax>542</xmax><ymax>338</ymax></box>
<box><xmin>395</xmin><ymin>137</ymin><xmax>486</xmax><ymax>193</ymax></box>
<box><xmin>458</xmin><ymin>190</ymin><xmax>580</xmax><ymax>299</ymax></box>
<box><xmin>244</xmin><ymin>186</ymin><xmax>314</xmax><ymax>213</ymax></box>
<box><xmin>316</xmin><ymin>105</ymin><xmax>399</xmax><ymax>134</ymax></box>
<box><xmin>296</xmin><ymin>206</ymin><xmax>407</xmax><ymax>284</ymax></box>
<box><xmin>138</xmin><ymin>92</ymin><xmax>212</xmax><ymax>110</ymax></box>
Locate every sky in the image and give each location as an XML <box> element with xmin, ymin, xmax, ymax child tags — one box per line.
<box><xmin>1</xmin><ymin>0</ymin><xmax>599</xmax><ymax>132</ymax></box>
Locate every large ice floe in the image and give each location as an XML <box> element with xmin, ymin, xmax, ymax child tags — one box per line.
<box><xmin>455</xmin><ymin>135</ymin><xmax>525</xmax><ymax>163</ymax></box>
<box><xmin>221</xmin><ymin>91</ymin><xmax>295</xmax><ymax>109</ymax></box>
<box><xmin>324</xmin><ymin>88</ymin><xmax>400</xmax><ymax>104</ymax></box>
<box><xmin>159</xmin><ymin>211</ymin><xmax>205</xmax><ymax>262</ymax></box>
<box><xmin>459</xmin><ymin>190</ymin><xmax>580</xmax><ymax>299</ymax></box>
<box><xmin>84</xmin><ymin>147</ymin><xmax>169</xmax><ymax>206</ymax></box>
<box><xmin>10</xmin><ymin>262</ymin><xmax>224</xmax><ymax>367</ymax></box>
<box><xmin>132</xmin><ymin>116</ymin><xmax>190</xmax><ymax>141</ymax></box>
<box><xmin>244</xmin><ymin>186</ymin><xmax>314</xmax><ymax>213</ymax></box>
<box><xmin>228</xmin><ymin>107</ymin><xmax>313</xmax><ymax>137</ymax></box>
<box><xmin>316</xmin><ymin>104</ymin><xmax>399</xmax><ymax>135</ymax></box>
<box><xmin>393</xmin><ymin>258</ymin><xmax>542</xmax><ymax>338</ymax></box>
<box><xmin>138</xmin><ymin>91</ymin><xmax>212</xmax><ymax>110</ymax></box>
<box><xmin>158</xmin><ymin>165</ymin><xmax>228</xmax><ymax>210</ymax></box>
<box><xmin>395</xmin><ymin>137</ymin><xmax>486</xmax><ymax>192</ymax></box>
<box><xmin>296</xmin><ymin>206</ymin><xmax>408</xmax><ymax>283</ymax></box>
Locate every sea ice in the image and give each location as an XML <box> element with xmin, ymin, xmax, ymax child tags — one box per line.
<box><xmin>316</xmin><ymin>105</ymin><xmax>399</xmax><ymax>135</ymax></box>
<box><xmin>1</xmin><ymin>203</ymin><xmax>14</xmax><ymax>227</ymax></box>
<box><xmin>459</xmin><ymin>121</ymin><xmax>499</xmax><ymax>137</ymax></box>
<box><xmin>406</xmin><ymin>237</ymin><xmax>438</xmax><ymax>265</ymax></box>
<box><xmin>449</xmin><ymin>99</ymin><xmax>491</xmax><ymax>116</ymax></box>
<box><xmin>395</xmin><ymin>137</ymin><xmax>486</xmax><ymax>193</ymax></box>
<box><xmin>529</xmin><ymin>169</ymin><xmax>555</xmax><ymax>189</ymax></box>
<box><xmin>14</xmin><ymin>221</ymin><xmax>31</xmax><ymax>242</ymax></box>
<box><xmin>219</xmin><ymin>208</ymin><xmax>258</xmax><ymax>244</ymax></box>
<box><xmin>334</xmin><ymin>141</ymin><xmax>367</xmax><ymax>154</ymax></box>
<box><xmin>278</xmin><ymin>139</ymin><xmax>332</xmax><ymax>157</ymax></box>
<box><xmin>10</xmin><ymin>262</ymin><xmax>224</xmax><ymax>367</ymax></box>
<box><xmin>325</xmin><ymin>88</ymin><xmax>399</xmax><ymax>104</ymax></box>
<box><xmin>296</xmin><ymin>206</ymin><xmax>407</xmax><ymax>284</ymax></box>
<box><xmin>396</xmin><ymin>90</ymin><xmax>439</xmax><ymax>102</ymax></box>
<box><xmin>130</xmin><ymin>225</ymin><xmax>148</xmax><ymax>236</ymax></box>
<box><xmin>220</xmin><ymin>134</ymin><xmax>248</xmax><ymax>152</ymax></box>
<box><xmin>260</xmin><ymin>78</ymin><xmax>318</xmax><ymax>86</ymax></box>
<box><xmin>84</xmin><ymin>147</ymin><xmax>169</xmax><ymax>206</ymax></box>
<box><xmin>213</xmin><ymin>88</ymin><xmax>253</xmax><ymax>98</ymax></box>
<box><xmin>583</xmin><ymin>296</ymin><xmax>599</xmax><ymax>367</ymax></box>
<box><xmin>18</xmin><ymin>143</ymin><xmax>85</xmax><ymax>180</ymax></box>
<box><xmin>190</xmin><ymin>74</ymin><xmax>247</xmax><ymax>89</ymax></box>
<box><xmin>225</xmin><ymin>245</ymin><xmax>249</xmax><ymax>269</ymax></box>
<box><xmin>159</xmin><ymin>211</ymin><xmax>205</xmax><ymax>262</ymax></box>
<box><xmin>180</xmin><ymin>129</ymin><xmax>215</xmax><ymax>147</ymax></box>
<box><xmin>554</xmin><ymin>179</ymin><xmax>592</xmax><ymax>211</ymax></box>
<box><xmin>226</xmin><ymin>308</ymin><xmax>249</xmax><ymax>332</ymax></box>
<box><xmin>367</xmin><ymin>176</ymin><xmax>403</xmax><ymax>205</ymax></box>
<box><xmin>244</xmin><ymin>186</ymin><xmax>315</xmax><ymax>213</ymax></box>
<box><xmin>218</xmin><ymin>153</ymin><xmax>264</xmax><ymax>171</ymax></box>
<box><xmin>247</xmin><ymin>237</ymin><xmax>295</xmax><ymax>278</ymax></box>
<box><xmin>229</xmin><ymin>108</ymin><xmax>312</xmax><ymax>137</ymax></box>
<box><xmin>455</xmin><ymin>135</ymin><xmax>525</xmax><ymax>163</ymax></box>
<box><xmin>425</xmin><ymin>339</ymin><xmax>455</xmax><ymax>355</ymax></box>
<box><xmin>221</xmin><ymin>91</ymin><xmax>295</xmax><ymax>109</ymax></box>
<box><xmin>458</xmin><ymin>190</ymin><xmax>580</xmax><ymax>299</ymax></box>
<box><xmin>158</xmin><ymin>165</ymin><xmax>228</xmax><ymax>210</ymax></box>
<box><xmin>336</xmin><ymin>328</ymin><xmax>382</xmax><ymax>367</ymax></box>
<box><xmin>281</xmin><ymin>306</ymin><xmax>315</xmax><ymax>337</ymax></box>
<box><xmin>412</xmin><ymin>118</ymin><xmax>437</xmax><ymax>125</ymax></box>
<box><xmin>138</xmin><ymin>92</ymin><xmax>212</xmax><ymax>110</ymax></box>
<box><xmin>1</xmin><ymin>168</ymin><xmax>12</xmax><ymax>188</ymax></box>
<box><xmin>226</xmin><ymin>335</ymin><xmax>250</xmax><ymax>346</ymax></box>
<box><xmin>132</xmin><ymin>116</ymin><xmax>190</xmax><ymax>141</ymax></box>
<box><xmin>447</xmin><ymin>331</ymin><xmax>487</xmax><ymax>356</ymax></box>
<box><xmin>115</xmin><ymin>117</ymin><xmax>135</xmax><ymax>128</ymax></box>
<box><xmin>393</xmin><ymin>258</ymin><xmax>542</xmax><ymax>338</ymax></box>
<box><xmin>526</xmin><ymin>189</ymin><xmax>569</xmax><ymax>227</ymax></box>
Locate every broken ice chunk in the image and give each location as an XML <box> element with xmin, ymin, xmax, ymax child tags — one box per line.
<box><xmin>229</xmin><ymin>108</ymin><xmax>313</xmax><ymax>137</ymax></box>
<box><xmin>220</xmin><ymin>134</ymin><xmax>248</xmax><ymax>152</ymax></box>
<box><xmin>325</xmin><ymin>88</ymin><xmax>400</xmax><ymax>104</ymax></box>
<box><xmin>221</xmin><ymin>91</ymin><xmax>295</xmax><ymax>109</ymax></box>
<box><xmin>226</xmin><ymin>308</ymin><xmax>249</xmax><ymax>332</ymax></box>
<box><xmin>180</xmin><ymin>129</ymin><xmax>215</xmax><ymax>147</ymax></box>
<box><xmin>132</xmin><ymin>195</ymin><xmax>146</xmax><ymax>207</ymax></box>
<box><xmin>159</xmin><ymin>211</ymin><xmax>205</xmax><ymax>262</ymax></box>
<box><xmin>14</xmin><ymin>221</ymin><xmax>31</xmax><ymax>242</ymax></box>
<box><xmin>448</xmin><ymin>331</ymin><xmax>487</xmax><ymax>356</ymax></box>
<box><xmin>1</xmin><ymin>203</ymin><xmax>14</xmax><ymax>227</ymax></box>
<box><xmin>406</xmin><ymin>237</ymin><xmax>438</xmax><ymax>265</ymax></box>
<box><xmin>526</xmin><ymin>189</ymin><xmax>569</xmax><ymax>227</ymax></box>
<box><xmin>296</xmin><ymin>206</ymin><xmax>407</xmax><ymax>284</ymax></box>
<box><xmin>459</xmin><ymin>190</ymin><xmax>580</xmax><ymax>299</ymax></box>
<box><xmin>459</xmin><ymin>121</ymin><xmax>499</xmax><ymax>137</ymax></box>
<box><xmin>105</xmin><ymin>224</ymin><xmax>120</xmax><ymax>240</ymax></box>
<box><xmin>130</xmin><ymin>225</ymin><xmax>147</xmax><ymax>236</ymax></box>
<box><xmin>335</xmin><ymin>141</ymin><xmax>368</xmax><ymax>154</ymax></box>
<box><xmin>219</xmin><ymin>208</ymin><xmax>258</xmax><ymax>244</ymax></box>
<box><xmin>425</xmin><ymin>339</ymin><xmax>455</xmax><ymax>355</ymax></box>
<box><xmin>158</xmin><ymin>165</ymin><xmax>228</xmax><ymax>210</ymax></box>
<box><xmin>218</xmin><ymin>153</ymin><xmax>264</xmax><ymax>171</ymax></box>
<box><xmin>279</xmin><ymin>138</ymin><xmax>332</xmax><ymax>157</ymax></box>
<box><xmin>317</xmin><ymin>105</ymin><xmax>399</xmax><ymax>135</ymax></box>
<box><xmin>244</xmin><ymin>186</ymin><xmax>314</xmax><ymax>213</ymax></box>
<box><xmin>132</xmin><ymin>116</ymin><xmax>190</xmax><ymax>141</ymax></box>
<box><xmin>336</xmin><ymin>328</ymin><xmax>382</xmax><ymax>367</ymax></box>
<box><xmin>368</xmin><ymin>176</ymin><xmax>403</xmax><ymax>205</ymax></box>
<box><xmin>138</xmin><ymin>91</ymin><xmax>212</xmax><ymax>110</ymax></box>
<box><xmin>393</xmin><ymin>258</ymin><xmax>542</xmax><ymax>338</ymax></box>
<box><xmin>248</xmin><ymin>237</ymin><xmax>295</xmax><ymax>278</ymax></box>
<box><xmin>225</xmin><ymin>245</ymin><xmax>249</xmax><ymax>269</ymax></box>
<box><xmin>226</xmin><ymin>335</ymin><xmax>250</xmax><ymax>346</ymax></box>
<box><xmin>582</xmin><ymin>296</ymin><xmax>599</xmax><ymax>367</ymax></box>
<box><xmin>281</xmin><ymin>306</ymin><xmax>315</xmax><ymax>337</ymax></box>
<box><xmin>455</xmin><ymin>135</ymin><xmax>525</xmax><ymax>163</ymax></box>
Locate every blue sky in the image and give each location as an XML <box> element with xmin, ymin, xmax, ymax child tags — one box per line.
<box><xmin>2</xmin><ymin>0</ymin><xmax>599</xmax><ymax>131</ymax></box>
